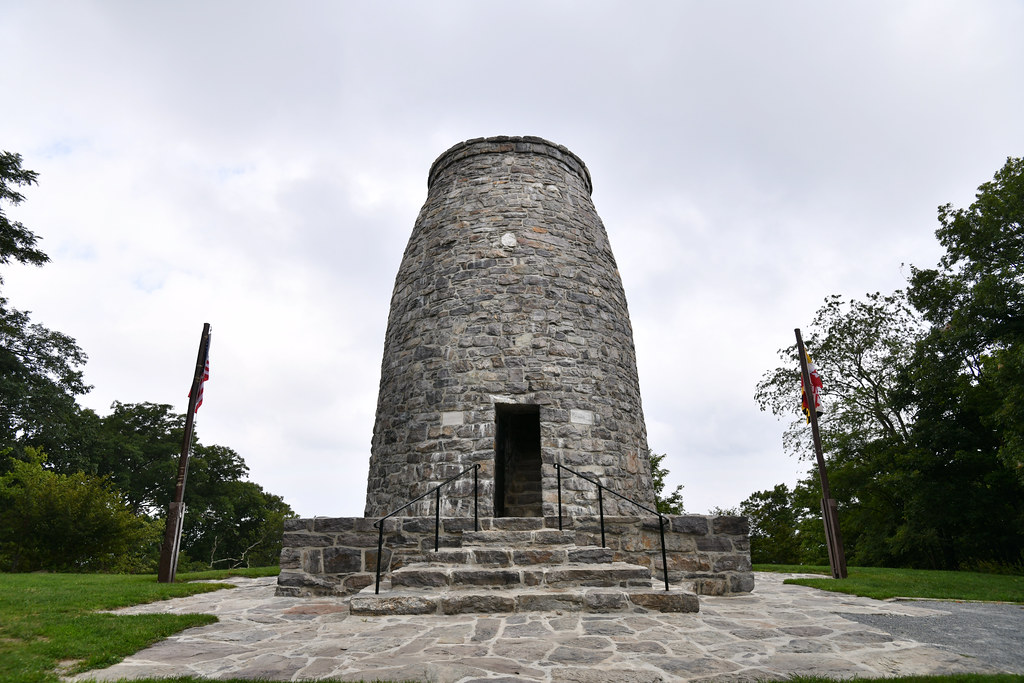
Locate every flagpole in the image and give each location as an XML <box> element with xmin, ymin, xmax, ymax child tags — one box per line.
<box><xmin>795</xmin><ymin>328</ymin><xmax>847</xmax><ymax>579</ymax></box>
<box><xmin>158</xmin><ymin>322</ymin><xmax>211</xmax><ymax>583</ymax></box>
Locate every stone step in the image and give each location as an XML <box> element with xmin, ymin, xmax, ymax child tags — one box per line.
<box><xmin>461</xmin><ymin>529</ymin><xmax>576</xmax><ymax>547</ymax></box>
<box><xmin>502</xmin><ymin>507</ymin><xmax>543</xmax><ymax>518</ymax></box>
<box><xmin>488</xmin><ymin>517</ymin><xmax>546</xmax><ymax>531</ymax></box>
<box><xmin>424</xmin><ymin>546</ymin><xmax>614</xmax><ymax>567</ymax></box>
<box><xmin>350</xmin><ymin>584</ymin><xmax>699</xmax><ymax>616</ymax></box>
<box><xmin>391</xmin><ymin>561</ymin><xmax>651</xmax><ymax>589</ymax></box>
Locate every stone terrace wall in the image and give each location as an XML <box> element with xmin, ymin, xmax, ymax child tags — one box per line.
<box><xmin>277</xmin><ymin>515</ymin><xmax>752</xmax><ymax>598</ymax></box>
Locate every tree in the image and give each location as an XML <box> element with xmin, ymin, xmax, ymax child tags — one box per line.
<box><xmin>70</xmin><ymin>402</ymin><xmax>295</xmax><ymax>569</ymax></box>
<box><xmin>0</xmin><ymin>448</ymin><xmax>159</xmax><ymax>572</ymax></box>
<box><xmin>85</xmin><ymin>401</ymin><xmax>186</xmax><ymax>515</ymax></box>
<box><xmin>753</xmin><ymin>158</ymin><xmax>1024</xmax><ymax>570</ymax></box>
<box><xmin>909</xmin><ymin>156</ymin><xmax>1024</xmax><ymax>479</ymax></box>
<box><xmin>649</xmin><ymin>451</ymin><xmax>685</xmax><ymax>514</ymax></box>
<box><xmin>755</xmin><ymin>291</ymin><xmax>921</xmax><ymax>462</ymax></box>
<box><xmin>739</xmin><ymin>484</ymin><xmax>800</xmax><ymax>564</ymax></box>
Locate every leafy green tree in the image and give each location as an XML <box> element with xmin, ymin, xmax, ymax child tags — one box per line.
<box><xmin>755</xmin><ymin>158</ymin><xmax>1024</xmax><ymax>570</ymax></box>
<box><xmin>85</xmin><ymin>401</ymin><xmax>186</xmax><ymax>515</ymax></box>
<box><xmin>182</xmin><ymin>471</ymin><xmax>292</xmax><ymax>569</ymax></box>
<box><xmin>648</xmin><ymin>451</ymin><xmax>684</xmax><ymax>514</ymax></box>
<box><xmin>0</xmin><ymin>448</ymin><xmax>160</xmax><ymax>572</ymax></box>
<box><xmin>755</xmin><ymin>291</ymin><xmax>921</xmax><ymax>462</ymax></box>
<box><xmin>739</xmin><ymin>484</ymin><xmax>801</xmax><ymax>564</ymax></box>
<box><xmin>909</xmin><ymin>156</ymin><xmax>1024</xmax><ymax>479</ymax></box>
<box><xmin>71</xmin><ymin>403</ymin><xmax>295</xmax><ymax>568</ymax></box>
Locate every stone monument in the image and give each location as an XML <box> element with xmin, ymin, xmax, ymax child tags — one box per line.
<box><xmin>365</xmin><ymin>136</ymin><xmax>654</xmax><ymax>520</ymax></box>
<box><xmin>277</xmin><ymin>137</ymin><xmax>753</xmax><ymax>606</ymax></box>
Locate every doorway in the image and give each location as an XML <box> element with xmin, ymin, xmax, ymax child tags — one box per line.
<box><xmin>494</xmin><ymin>404</ymin><xmax>542</xmax><ymax>517</ymax></box>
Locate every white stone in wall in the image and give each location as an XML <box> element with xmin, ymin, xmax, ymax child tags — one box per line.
<box><xmin>570</xmin><ymin>409</ymin><xmax>596</xmax><ymax>425</ymax></box>
<box><xmin>441</xmin><ymin>411</ymin><xmax>464</xmax><ymax>426</ymax></box>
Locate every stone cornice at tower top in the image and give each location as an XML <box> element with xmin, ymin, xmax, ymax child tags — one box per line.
<box><xmin>427</xmin><ymin>136</ymin><xmax>594</xmax><ymax>195</ymax></box>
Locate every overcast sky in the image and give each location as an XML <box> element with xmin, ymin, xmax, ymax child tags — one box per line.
<box><xmin>3</xmin><ymin>1</ymin><xmax>1022</xmax><ymax>518</ymax></box>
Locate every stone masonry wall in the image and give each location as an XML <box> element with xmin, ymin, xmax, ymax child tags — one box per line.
<box><xmin>277</xmin><ymin>515</ymin><xmax>753</xmax><ymax>598</ymax></box>
<box><xmin>366</xmin><ymin>136</ymin><xmax>654</xmax><ymax>519</ymax></box>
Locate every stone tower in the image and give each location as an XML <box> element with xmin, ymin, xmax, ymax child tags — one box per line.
<box><xmin>365</xmin><ymin>136</ymin><xmax>655</xmax><ymax>520</ymax></box>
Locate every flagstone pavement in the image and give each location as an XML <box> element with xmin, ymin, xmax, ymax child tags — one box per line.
<box><xmin>68</xmin><ymin>572</ymin><xmax>1024</xmax><ymax>682</ymax></box>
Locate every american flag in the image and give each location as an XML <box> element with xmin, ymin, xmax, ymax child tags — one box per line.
<box><xmin>190</xmin><ymin>333</ymin><xmax>211</xmax><ymax>413</ymax></box>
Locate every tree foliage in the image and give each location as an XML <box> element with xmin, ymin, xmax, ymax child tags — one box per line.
<box><xmin>649</xmin><ymin>451</ymin><xmax>685</xmax><ymax>514</ymax></box>
<box><xmin>0</xmin><ymin>151</ymin><xmax>48</xmax><ymax>277</ymax></box>
<box><xmin>0</xmin><ymin>448</ymin><xmax>160</xmax><ymax>572</ymax></box>
<box><xmin>739</xmin><ymin>484</ymin><xmax>800</xmax><ymax>564</ymax></box>
<box><xmin>753</xmin><ymin>157</ymin><xmax>1024</xmax><ymax>570</ymax></box>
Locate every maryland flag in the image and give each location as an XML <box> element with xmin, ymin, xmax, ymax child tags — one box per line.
<box><xmin>800</xmin><ymin>352</ymin><xmax>823</xmax><ymax>423</ymax></box>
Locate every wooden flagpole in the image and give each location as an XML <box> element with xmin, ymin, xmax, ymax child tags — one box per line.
<box><xmin>158</xmin><ymin>323</ymin><xmax>211</xmax><ymax>583</ymax></box>
<box><xmin>795</xmin><ymin>328</ymin><xmax>847</xmax><ymax>579</ymax></box>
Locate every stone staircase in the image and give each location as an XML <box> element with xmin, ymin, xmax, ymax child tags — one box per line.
<box><xmin>349</xmin><ymin>519</ymin><xmax>699</xmax><ymax>616</ymax></box>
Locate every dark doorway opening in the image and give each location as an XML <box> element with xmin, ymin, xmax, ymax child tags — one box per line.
<box><xmin>494</xmin><ymin>404</ymin><xmax>542</xmax><ymax>517</ymax></box>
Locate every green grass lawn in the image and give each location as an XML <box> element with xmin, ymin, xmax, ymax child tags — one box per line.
<box><xmin>0</xmin><ymin>567</ymin><xmax>276</xmax><ymax>683</ymax></box>
<box><xmin>754</xmin><ymin>564</ymin><xmax>1024</xmax><ymax>603</ymax></box>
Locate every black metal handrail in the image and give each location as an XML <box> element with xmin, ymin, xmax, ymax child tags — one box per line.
<box><xmin>372</xmin><ymin>463</ymin><xmax>480</xmax><ymax>594</ymax></box>
<box><xmin>554</xmin><ymin>462</ymin><xmax>670</xmax><ymax>591</ymax></box>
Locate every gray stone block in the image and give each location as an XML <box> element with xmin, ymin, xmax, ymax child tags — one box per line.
<box><xmin>492</xmin><ymin>517</ymin><xmax>544</xmax><ymax>531</ymax></box>
<box><xmin>282</xmin><ymin>532</ymin><xmax>334</xmax><ymax>548</ymax></box>
<box><xmin>712</xmin><ymin>515</ymin><xmax>749</xmax><ymax>535</ymax></box>
<box><xmin>713</xmin><ymin>554</ymin><xmax>752</xmax><ymax>572</ymax></box>
<box><xmin>472</xmin><ymin>549</ymin><xmax>512</xmax><ymax>566</ymax></box>
<box><xmin>567</xmin><ymin>547</ymin><xmax>614</xmax><ymax>564</ymax></box>
<box><xmin>350</xmin><ymin>595</ymin><xmax>437</xmax><ymax>616</ymax></box>
<box><xmin>583</xmin><ymin>590</ymin><xmax>630</xmax><ymax>611</ymax></box>
<box><xmin>322</xmin><ymin>547</ymin><xmax>360</xmax><ymax>573</ymax></box>
<box><xmin>669</xmin><ymin>516</ymin><xmax>709</xmax><ymax>535</ymax></box>
<box><xmin>696</xmin><ymin>537</ymin><xmax>733</xmax><ymax>552</ymax></box>
<box><xmin>278</xmin><ymin>547</ymin><xmax>301</xmax><ymax>570</ymax></box>
<box><xmin>283</xmin><ymin>518</ymin><xmax>312</xmax><ymax>532</ymax></box>
<box><xmin>391</xmin><ymin>568</ymin><xmax>449</xmax><ymax>588</ymax></box>
<box><xmin>517</xmin><ymin>593</ymin><xmax>584</xmax><ymax>612</ymax></box>
<box><xmin>730</xmin><ymin>572</ymin><xmax>756</xmax><ymax>593</ymax></box>
<box><xmin>450</xmin><ymin>568</ymin><xmax>521</xmax><ymax>586</ymax></box>
<box><xmin>441</xmin><ymin>594</ymin><xmax>517</xmax><ymax>614</ymax></box>
<box><xmin>628</xmin><ymin>590</ymin><xmax>699</xmax><ymax>613</ymax></box>
<box><xmin>312</xmin><ymin>517</ymin><xmax>357</xmax><ymax>533</ymax></box>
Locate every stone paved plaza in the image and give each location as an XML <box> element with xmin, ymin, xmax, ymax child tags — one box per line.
<box><xmin>69</xmin><ymin>572</ymin><xmax>1023</xmax><ymax>681</ymax></box>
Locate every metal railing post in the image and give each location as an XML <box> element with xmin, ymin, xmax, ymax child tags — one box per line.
<box><xmin>473</xmin><ymin>464</ymin><xmax>479</xmax><ymax>532</ymax></box>
<box><xmin>659</xmin><ymin>515</ymin><xmax>669</xmax><ymax>591</ymax></box>
<box><xmin>434</xmin><ymin>487</ymin><xmax>441</xmax><ymax>551</ymax></box>
<box><xmin>556</xmin><ymin>463</ymin><xmax>563</xmax><ymax>531</ymax></box>
<box><xmin>598</xmin><ymin>485</ymin><xmax>605</xmax><ymax>548</ymax></box>
<box><xmin>374</xmin><ymin>522</ymin><xmax>385</xmax><ymax>594</ymax></box>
